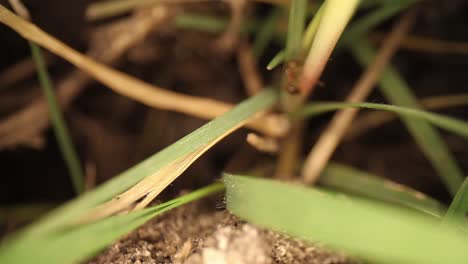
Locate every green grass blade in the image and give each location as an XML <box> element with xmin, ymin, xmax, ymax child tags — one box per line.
<box><xmin>86</xmin><ymin>0</ymin><xmax>150</xmax><ymax>20</ymax></box>
<box><xmin>8</xmin><ymin>88</ymin><xmax>278</xmax><ymax>240</ymax></box>
<box><xmin>266</xmin><ymin>0</ymin><xmax>418</xmax><ymax>71</ymax></box>
<box><xmin>340</xmin><ymin>0</ymin><xmax>420</xmax><ymax>46</ymax></box>
<box><xmin>320</xmin><ymin>163</ymin><xmax>446</xmax><ymax>217</ymax></box>
<box><xmin>285</xmin><ymin>0</ymin><xmax>307</xmax><ymax>60</ymax></box>
<box><xmin>175</xmin><ymin>13</ymin><xmax>229</xmax><ymax>33</ymax></box>
<box><xmin>350</xmin><ymin>40</ymin><xmax>464</xmax><ymax>196</ymax></box>
<box><xmin>300</xmin><ymin>102</ymin><xmax>468</xmax><ymax>140</ymax></box>
<box><xmin>443</xmin><ymin>179</ymin><xmax>468</xmax><ymax>225</ymax></box>
<box><xmin>0</xmin><ymin>183</ymin><xmax>224</xmax><ymax>264</ymax></box>
<box><xmin>29</xmin><ymin>42</ymin><xmax>84</xmax><ymax>194</ymax></box>
<box><xmin>174</xmin><ymin>13</ymin><xmax>258</xmax><ymax>35</ymax></box>
<box><xmin>253</xmin><ymin>8</ymin><xmax>282</xmax><ymax>59</ymax></box>
<box><xmin>301</xmin><ymin>2</ymin><xmax>325</xmax><ymax>51</ymax></box>
<box><xmin>266</xmin><ymin>50</ymin><xmax>285</xmax><ymax>70</ymax></box>
<box><xmin>225</xmin><ymin>174</ymin><xmax>468</xmax><ymax>264</ymax></box>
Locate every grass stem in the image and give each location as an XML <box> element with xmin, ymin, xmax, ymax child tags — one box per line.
<box><xmin>29</xmin><ymin>43</ymin><xmax>84</xmax><ymax>194</ymax></box>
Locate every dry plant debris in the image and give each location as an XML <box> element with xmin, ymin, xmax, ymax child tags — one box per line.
<box><xmin>0</xmin><ymin>5</ymin><xmax>171</xmax><ymax>148</ymax></box>
<box><xmin>302</xmin><ymin>10</ymin><xmax>416</xmax><ymax>184</ymax></box>
<box><xmin>0</xmin><ymin>4</ymin><xmax>288</xmax><ymax>140</ymax></box>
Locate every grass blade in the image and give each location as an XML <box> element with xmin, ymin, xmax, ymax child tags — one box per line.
<box><xmin>3</xmin><ymin>88</ymin><xmax>278</xmax><ymax>242</ymax></box>
<box><xmin>225</xmin><ymin>174</ymin><xmax>468</xmax><ymax>264</ymax></box>
<box><xmin>285</xmin><ymin>0</ymin><xmax>307</xmax><ymax>60</ymax></box>
<box><xmin>340</xmin><ymin>0</ymin><xmax>420</xmax><ymax>46</ymax></box>
<box><xmin>346</xmin><ymin>93</ymin><xmax>468</xmax><ymax>140</ymax></box>
<box><xmin>301</xmin><ymin>2</ymin><xmax>325</xmax><ymax>51</ymax></box>
<box><xmin>299</xmin><ymin>0</ymin><xmax>359</xmax><ymax>95</ymax></box>
<box><xmin>443</xmin><ymin>179</ymin><xmax>468</xmax><ymax>225</ymax></box>
<box><xmin>320</xmin><ymin>163</ymin><xmax>446</xmax><ymax>217</ymax></box>
<box><xmin>29</xmin><ymin>42</ymin><xmax>84</xmax><ymax>194</ymax></box>
<box><xmin>265</xmin><ymin>0</ymin><xmax>420</xmax><ymax>70</ymax></box>
<box><xmin>266</xmin><ymin>50</ymin><xmax>285</xmax><ymax>70</ymax></box>
<box><xmin>175</xmin><ymin>13</ymin><xmax>229</xmax><ymax>33</ymax></box>
<box><xmin>253</xmin><ymin>8</ymin><xmax>282</xmax><ymax>59</ymax></box>
<box><xmin>350</xmin><ymin>41</ymin><xmax>464</xmax><ymax>195</ymax></box>
<box><xmin>300</xmin><ymin>101</ymin><xmax>468</xmax><ymax>140</ymax></box>
<box><xmin>0</xmin><ymin>183</ymin><xmax>223</xmax><ymax>264</ymax></box>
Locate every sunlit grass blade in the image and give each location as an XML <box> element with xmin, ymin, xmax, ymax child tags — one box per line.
<box><xmin>443</xmin><ymin>179</ymin><xmax>468</xmax><ymax>225</ymax></box>
<box><xmin>350</xmin><ymin>41</ymin><xmax>464</xmax><ymax>195</ymax></box>
<box><xmin>29</xmin><ymin>43</ymin><xmax>84</xmax><ymax>194</ymax></box>
<box><xmin>320</xmin><ymin>163</ymin><xmax>446</xmax><ymax>217</ymax></box>
<box><xmin>299</xmin><ymin>102</ymin><xmax>468</xmax><ymax>140</ymax></box>
<box><xmin>0</xmin><ymin>183</ymin><xmax>223</xmax><ymax>264</ymax></box>
<box><xmin>301</xmin><ymin>2</ymin><xmax>325</xmax><ymax>51</ymax></box>
<box><xmin>225</xmin><ymin>174</ymin><xmax>468</xmax><ymax>264</ymax></box>
<box><xmin>299</xmin><ymin>0</ymin><xmax>359</xmax><ymax>95</ymax></box>
<box><xmin>265</xmin><ymin>0</ymin><xmax>420</xmax><ymax>70</ymax></box>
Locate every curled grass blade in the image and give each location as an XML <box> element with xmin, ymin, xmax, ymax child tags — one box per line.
<box><xmin>225</xmin><ymin>174</ymin><xmax>468</xmax><ymax>264</ymax></box>
<box><xmin>0</xmin><ymin>183</ymin><xmax>223</xmax><ymax>264</ymax></box>
<box><xmin>320</xmin><ymin>163</ymin><xmax>446</xmax><ymax>217</ymax></box>
<box><xmin>299</xmin><ymin>101</ymin><xmax>468</xmax><ymax>139</ymax></box>
<box><xmin>350</xmin><ymin>41</ymin><xmax>464</xmax><ymax>195</ymax></box>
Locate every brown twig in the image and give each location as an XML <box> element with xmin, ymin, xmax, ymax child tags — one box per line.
<box><xmin>215</xmin><ymin>0</ymin><xmax>247</xmax><ymax>52</ymax></box>
<box><xmin>7</xmin><ymin>0</ymin><xmax>30</xmax><ymax>20</ymax></box>
<box><xmin>237</xmin><ymin>41</ymin><xmax>264</xmax><ymax>96</ymax></box>
<box><xmin>301</xmin><ymin>10</ymin><xmax>416</xmax><ymax>184</ymax></box>
<box><xmin>345</xmin><ymin>93</ymin><xmax>468</xmax><ymax>141</ymax></box>
<box><xmin>246</xmin><ymin>133</ymin><xmax>279</xmax><ymax>154</ymax></box>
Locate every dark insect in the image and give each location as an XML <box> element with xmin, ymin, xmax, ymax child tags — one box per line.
<box><xmin>284</xmin><ymin>59</ymin><xmax>303</xmax><ymax>94</ymax></box>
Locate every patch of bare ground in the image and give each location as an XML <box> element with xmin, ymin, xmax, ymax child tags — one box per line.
<box><xmin>87</xmin><ymin>201</ymin><xmax>357</xmax><ymax>264</ymax></box>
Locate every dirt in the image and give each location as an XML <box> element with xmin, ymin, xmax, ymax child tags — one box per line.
<box><xmin>87</xmin><ymin>201</ymin><xmax>356</xmax><ymax>264</ymax></box>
